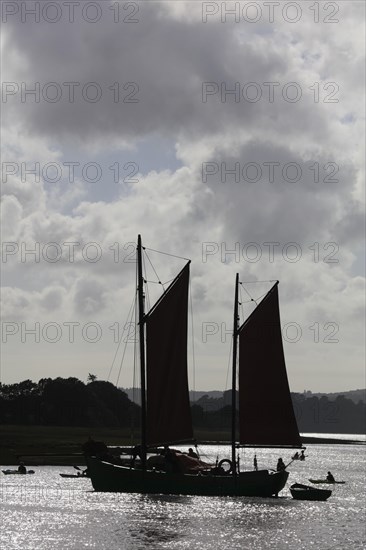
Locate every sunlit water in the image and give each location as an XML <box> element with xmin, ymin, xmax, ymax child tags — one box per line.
<box><xmin>1</xmin><ymin>437</ymin><xmax>365</xmax><ymax>549</ymax></box>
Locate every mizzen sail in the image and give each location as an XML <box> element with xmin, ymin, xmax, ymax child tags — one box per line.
<box><xmin>146</xmin><ymin>262</ymin><xmax>193</xmax><ymax>446</ymax></box>
<box><xmin>238</xmin><ymin>282</ymin><xmax>301</xmax><ymax>447</ymax></box>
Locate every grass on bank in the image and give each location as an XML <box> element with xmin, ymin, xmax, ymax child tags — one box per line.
<box><xmin>0</xmin><ymin>425</ymin><xmax>232</xmax><ymax>465</ymax></box>
<box><xmin>0</xmin><ymin>425</ymin><xmax>139</xmax><ymax>465</ymax></box>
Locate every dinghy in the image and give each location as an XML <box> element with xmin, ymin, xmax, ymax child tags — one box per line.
<box><xmin>290</xmin><ymin>483</ymin><xmax>332</xmax><ymax>501</ymax></box>
<box><xmin>59</xmin><ymin>473</ymin><xmax>89</xmax><ymax>478</ymax></box>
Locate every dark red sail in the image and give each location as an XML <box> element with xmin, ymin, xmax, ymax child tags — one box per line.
<box><xmin>146</xmin><ymin>263</ymin><xmax>193</xmax><ymax>446</ymax></box>
<box><xmin>238</xmin><ymin>283</ymin><xmax>301</xmax><ymax>446</ymax></box>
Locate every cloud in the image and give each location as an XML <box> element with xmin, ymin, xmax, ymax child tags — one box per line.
<box><xmin>1</xmin><ymin>1</ymin><xmax>364</xmax><ymax>390</ymax></box>
<box><xmin>3</xmin><ymin>1</ymin><xmax>363</xmax><ymax>152</ymax></box>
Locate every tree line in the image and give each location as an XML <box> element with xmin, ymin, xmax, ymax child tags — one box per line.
<box><xmin>0</xmin><ymin>377</ymin><xmax>139</xmax><ymax>427</ymax></box>
<box><xmin>0</xmin><ymin>378</ymin><xmax>364</xmax><ymax>434</ymax></box>
<box><xmin>192</xmin><ymin>392</ymin><xmax>365</xmax><ymax>434</ymax></box>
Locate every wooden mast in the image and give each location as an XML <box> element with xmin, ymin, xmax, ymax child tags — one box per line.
<box><xmin>137</xmin><ymin>234</ymin><xmax>147</xmax><ymax>469</ymax></box>
<box><xmin>231</xmin><ymin>273</ymin><xmax>239</xmax><ymax>477</ymax></box>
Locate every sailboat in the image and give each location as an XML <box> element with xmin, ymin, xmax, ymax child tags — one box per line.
<box><xmin>86</xmin><ymin>236</ymin><xmax>302</xmax><ymax>496</ymax></box>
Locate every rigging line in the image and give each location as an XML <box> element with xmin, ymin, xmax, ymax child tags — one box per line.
<box><xmin>189</xmin><ymin>276</ymin><xmax>196</xmax><ymax>400</ymax></box>
<box><xmin>240</xmin><ymin>297</ymin><xmax>258</xmax><ymax>304</ymax></box>
<box><xmin>144</xmin><ymin>277</ymin><xmax>175</xmax><ymax>286</ymax></box>
<box><xmin>240</xmin><ymin>283</ymin><xmax>257</xmax><ymax>305</ymax></box>
<box><xmin>241</xmin><ymin>285</ymin><xmax>271</xmax><ymax>308</ymax></box>
<box><xmin>240</xmin><ymin>279</ymin><xmax>277</xmax><ymax>284</ymax></box>
<box><xmin>107</xmin><ymin>290</ymin><xmax>137</xmax><ymax>382</ymax></box>
<box><xmin>253</xmin><ymin>291</ymin><xmax>270</xmax><ymax>302</ymax></box>
<box><xmin>144</xmin><ymin>246</ymin><xmax>190</xmax><ymax>262</ymax></box>
<box><xmin>116</xmin><ymin>294</ymin><xmax>137</xmax><ymax>388</ymax></box>
<box><xmin>144</xmin><ymin>249</ymin><xmax>166</xmax><ymax>292</ymax></box>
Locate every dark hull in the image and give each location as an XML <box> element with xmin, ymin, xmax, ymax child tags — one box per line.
<box><xmin>87</xmin><ymin>457</ymin><xmax>289</xmax><ymax>497</ymax></box>
<box><xmin>59</xmin><ymin>473</ymin><xmax>89</xmax><ymax>478</ymax></box>
<box><xmin>2</xmin><ymin>469</ymin><xmax>35</xmax><ymax>475</ymax></box>
<box><xmin>308</xmin><ymin>479</ymin><xmax>345</xmax><ymax>484</ymax></box>
<box><xmin>290</xmin><ymin>488</ymin><xmax>331</xmax><ymax>501</ymax></box>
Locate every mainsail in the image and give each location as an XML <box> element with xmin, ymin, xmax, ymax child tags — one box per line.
<box><xmin>145</xmin><ymin>262</ymin><xmax>193</xmax><ymax>446</ymax></box>
<box><xmin>238</xmin><ymin>282</ymin><xmax>301</xmax><ymax>447</ymax></box>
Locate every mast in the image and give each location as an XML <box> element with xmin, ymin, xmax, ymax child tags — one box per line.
<box><xmin>137</xmin><ymin>234</ymin><xmax>147</xmax><ymax>469</ymax></box>
<box><xmin>231</xmin><ymin>273</ymin><xmax>239</xmax><ymax>477</ymax></box>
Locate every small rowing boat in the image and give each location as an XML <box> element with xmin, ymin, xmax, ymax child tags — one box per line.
<box><xmin>309</xmin><ymin>479</ymin><xmax>345</xmax><ymax>484</ymax></box>
<box><xmin>2</xmin><ymin>469</ymin><xmax>35</xmax><ymax>475</ymax></box>
<box><xmin>290</xmin><ymin>483</ymin><xmax>332</xmax><ymax>501</ymax></box>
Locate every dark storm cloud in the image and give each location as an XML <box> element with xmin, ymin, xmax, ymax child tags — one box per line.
<box><xmin>3</xmin><ymin>3</ymin><xmax>333</xmax><ymax>147</ymax></box>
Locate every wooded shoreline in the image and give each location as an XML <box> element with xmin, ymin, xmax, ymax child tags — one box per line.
<box><xmin>0</xmin><ymin>425</ymin><xmax>364</xmax><ymax>466</ymax></box>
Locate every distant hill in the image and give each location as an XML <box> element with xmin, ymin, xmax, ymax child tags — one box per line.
<box><xmin>121</xmin><ymin>388</ymin><xmax>365</xmax><ymax>407</ymax></box>
<box><xmin>308</xmin><ymin>389</ymin><xmax>366</xmax><ymax>405</ymax></box>
<box><xmin>122</xmin><ymin>388</ymin><xmax>224</xmax><ymax>405</ymax></box>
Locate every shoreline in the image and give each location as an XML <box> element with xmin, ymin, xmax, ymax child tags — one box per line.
<box><xmin>301</xmin><ymin>436</ymin><xmax>365</xmax><ymax>445</ymax></box>
<box><xmin>0</xmin><ymin>425</ymin><xmax>364</xmax><ymax>466</ymax></box>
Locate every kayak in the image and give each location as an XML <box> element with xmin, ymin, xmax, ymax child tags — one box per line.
<box><xmin>290</xmin><ymin>483</ymin><xmax>332</xmax><ymax>501</ymax></box>
<box><xmin>2</xmin><ymin>469</ymin><xmax>35</xmax><ymax>475</ymax></box>
<box><xmin>59</xmin><ymin>473</ymin><xmax>89</xmax><ymax>478</ymax></box>
<box><xmin>309</xmin><ymin>479</ymin><xmax>345</xmax><ymax>484</ymax></box>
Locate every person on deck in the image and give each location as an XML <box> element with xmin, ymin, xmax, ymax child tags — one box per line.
<box><xmin>187</xmin><ymin>448</ymin><xmax>198</xmax><ymax>459</ymax></box>
<box><xmin>292</xmin><ymin>452</ymin><xmax>299</xmax><ymax>460</ymax></box>
<box><xmin>131</xmin><ymin>445</ymin><xmax>142</xmax><ymax>467</ymax></box>
<box><xmin>326</xmin><ymin>471</ymin><xmax>335</xmax><ymax>482</ymax></box>
<box><xmin>299</xmin><ymin>450</ymin><xmax>305</xmax><ymax>461</ymax></box>
<box><xmin>254</xmin><ymin>454</ymin><xmax>258</xmax><ymax>471</ymax></box>
<box><xmin>276</xmin><ymin>458</ymin><xmax>286</xmax><ymax>472</ymax></box>
<box><xmin>18</xmin><ymin>462</ymin><xmax>26</xmax><ymax>474</ymax></box>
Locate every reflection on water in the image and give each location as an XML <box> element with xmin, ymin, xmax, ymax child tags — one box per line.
<box><xmin>1</xmin><ymin>443</ymin><xmax>365</xmax><ymax>550</ymax></box>
<box><xmin>119</xmin><ymin>494</ymin><xmax>193</xmax><ymax>548</ymax></box>
<box><xmin>144</xmin><ymin>494</ymin><xmax>192</xmax><ymax>505</ymax></box>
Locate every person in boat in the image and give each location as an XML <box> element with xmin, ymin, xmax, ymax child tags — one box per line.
<box><xmin>299</xmin><ymin>450</ymin><xmax>305</xmax><ymax>461</ymax></box>
<box><xmin>326</xmin><ymin>471</ymin><xmax>335</xmax><ymax>483</ymax></box>
<box><xmin>131</xmin><ymin>445</ymin><xmax>142</xmax><ymax>467</ymax></box>
<box><xmin>254</xmin><ymin>454</ymin><xmax>258</xmax><ymax>471</ymax></box>
<box><xmin>276</xmin><ymin>458</ymin><xmax>286</xmax><ymax>472</ymax></box>
<box><xmin>187</xmin><ymin>448</ymin><xmax>198</xmax><ymax>459</ymax></box>
<box><xmin>292</xmin><ymin>452</ymin><xmax>299</xmax><ymax>460</ymax></box>
<box><xmin>18</xmin><ymin>462</ymin><xmax>27</xmax><ymax>474</ymax></box>
<box><xmin>160</xmin><ymin>445</ymin><xmax>170</xmax><ymax>456</ymax></box>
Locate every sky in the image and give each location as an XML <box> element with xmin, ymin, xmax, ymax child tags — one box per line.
<box><xmin>1</xmin><ymin>1</ymin><xmax>365</xmax><ymax>393</ymax></box>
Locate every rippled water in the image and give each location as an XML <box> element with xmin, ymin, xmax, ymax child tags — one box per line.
<box><xmin>1</xmin><ymin>440</ymin><xmax>365</xmax><ymax>550</ymax></box>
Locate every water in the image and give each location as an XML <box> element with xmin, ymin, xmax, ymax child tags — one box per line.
<box><xmin>1</xmin><ymin>438</ymin><xmax>365</xmax><ymax>550</ymax></box>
